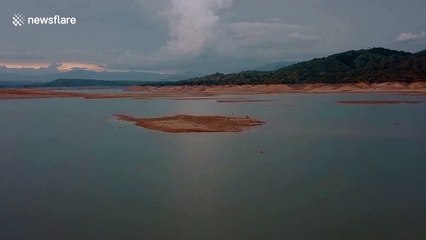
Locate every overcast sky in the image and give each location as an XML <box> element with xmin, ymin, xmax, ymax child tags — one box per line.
<box><xmin>0</xmin><ymin>0</ymin><xmax>425</xmax><ymax>73</ymax></box>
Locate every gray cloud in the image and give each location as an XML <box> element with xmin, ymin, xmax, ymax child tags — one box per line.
<box><xmin>1</xmin><ymin>0</ymin><xmax>426</xmax><ymax>73</ymax></box>
<box><xmin>212</xmin><ymin>19</ymin><xmax>320</xmax><ymax>61</ymax></box>
<box><xmin>120</xmin><ymin>2</ymin><xmax>320</xmax><ymax>68</ymax></box>
<box><xmin>228</xmin><ymin>21</ymin><xmax>306</xmax><ymax>43</ymax></box>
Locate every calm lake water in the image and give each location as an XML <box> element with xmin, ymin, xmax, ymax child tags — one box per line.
<box><xmin>0</xmin><ymin>93</ymin><xmax>425</xmax><ymax>240</ymax></box>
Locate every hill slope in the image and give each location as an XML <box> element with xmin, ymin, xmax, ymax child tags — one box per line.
<box><xmin>177</xmin><ymin>48</ymin><xmax>426</xmax><ymax>85</ymax></box>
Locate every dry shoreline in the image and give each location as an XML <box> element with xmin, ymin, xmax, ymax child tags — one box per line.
<box><xmin>337</xmin><ymin>100</ymin><xmax>423</xmax><ymax>105</ymax></box>
<box><xmin>115</xmin><ymin>114</ymin><xmax>265</xmax><ymax>133</ymax></box>
<box><xmin>0</xmin><ymin>82</ymin><xmax>425</xmax><ymax>100</ymax></box>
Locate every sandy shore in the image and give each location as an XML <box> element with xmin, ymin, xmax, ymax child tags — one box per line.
<box><xmin>0</xmin><ymin>82</ymin><xmax>425</xmax><ymax>100</ymax></box>
<box><xmin>115</xmin><ymin>114</ymin><xmax>265</xmax><ymax>133</ymax></box>
<box><xmin>126</xmin><ymin>82</ymin><xmax>426</xmax><ymax>95</ymax></box>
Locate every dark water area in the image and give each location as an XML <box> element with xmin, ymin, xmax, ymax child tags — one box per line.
<box><xmin>0</xmin><ymin>93</ymin><xmax>425</xmax><ymax>240</ymax></box>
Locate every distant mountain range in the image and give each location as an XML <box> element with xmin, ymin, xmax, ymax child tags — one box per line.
<box><xmin>37</xmin><ymin>78</ymin><xmax>149</xmax><ymax>87</ymax></box>
<box><xmin>1</xmin><ymin>48</ymin><xmax>424</xmax><ymax>88</ymax></box>
<box><xmin>0</xmin><ymin>69</ymin><xmax>200</xmax><ymax>84</ymax></box>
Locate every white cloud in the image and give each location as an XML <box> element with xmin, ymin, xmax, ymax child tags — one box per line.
<box><xmin>396</xmin><ymin>31</ymin><xmax>426</xmax><ymax>43</ymax></box>
<box><xmin>123</xmin><ymin>0</ymin><xmax>233</xmax><ymax>65</ymax></box>
<box><xmin>160</xmin><ymin>0</ymin><xmax>233</xmax><ymax>57</ymax></box>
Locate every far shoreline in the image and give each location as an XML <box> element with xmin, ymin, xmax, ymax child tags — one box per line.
<box><xmin>0</xmin><ymin>82</ymin><xmax>425</xmax><ymax>100</ymax></box>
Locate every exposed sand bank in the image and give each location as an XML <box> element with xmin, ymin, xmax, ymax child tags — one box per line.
<box><xmin>1</xmin><ymin>82</ymin><xmax>425</xmax><ymax>100</ymax></box>
<box><xmin>216</xmin><ymin>99</ymin><xmax>274</xmax><ymax>103</ymax></box>
<box><xmin>337</xmin><ymin>100</ymin><xmax>423</xmax><ymax>105</ymax></box>
<box><xmin>115</xmin><ymin>114</ymin><xmax>265</xmax><ymax>133</ymax></box>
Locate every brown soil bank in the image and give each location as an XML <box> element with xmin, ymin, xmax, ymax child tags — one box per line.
<box><xmin>115</xmin><ymin>114</ymin><xmax>265</xmax><ymax>133</ymax></box>
<box><xmin>126</xmin><ymin>82</ymin><xmax>426</xmax><ymax>95</ymax></box>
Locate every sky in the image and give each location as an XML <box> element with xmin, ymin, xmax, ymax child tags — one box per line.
<box><xmin>0</xmin><ymin>0</ymin><xmax>425</xmax><ymax>74</ymax></box>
